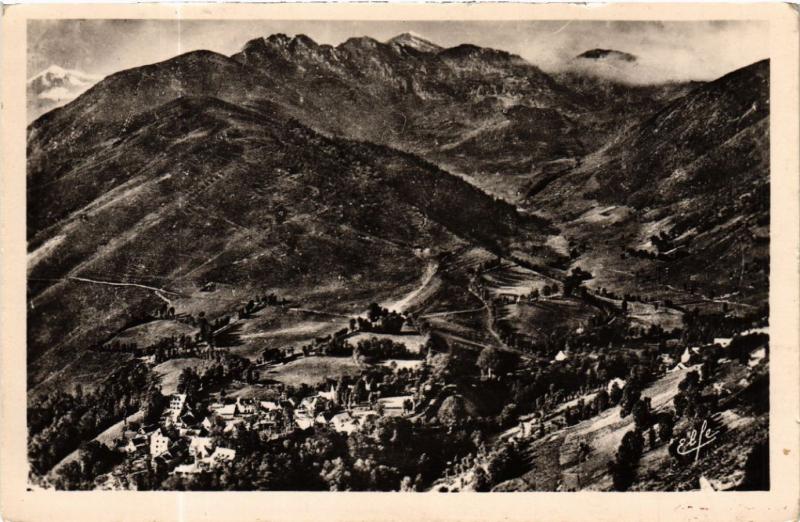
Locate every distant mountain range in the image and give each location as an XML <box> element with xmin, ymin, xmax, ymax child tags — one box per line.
<box><xmin>27</xmin><ymin>65</ymin><xmax>100</xmax><ymax>122</ymax></box>
<box><xmin>27</xmin><ymin>33</ymin><xmax>769</xmax><ymax>393</ymax></box>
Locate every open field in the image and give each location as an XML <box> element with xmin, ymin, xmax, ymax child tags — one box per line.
<box><xmin>480</xmin><ymin>263</ymin><xmax>558</xmax><ymax>298</ymax></box>
<box><xmin>110</xmin><ymin>319</ymin><xmax>196</xmax><ymax>346</ymax></box>
<box><xmin>152</xmin><ymin>357</ymin><xmax>211</xmax><ymax>395</ymax></box>
<box><xmin>261</xmin><ymin>356</ymin><xmax>361</xmax><ymax>387</ymax></box>
<box><xmin>502</xmin><ymin>297</ymin><xmax>600</xmax><ymax>342</ymax></box>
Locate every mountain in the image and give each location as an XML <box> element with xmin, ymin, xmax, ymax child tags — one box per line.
<box><xmin>387</xmin><ymin>32</ymin><xmax>443</xmax><ymax>53</ymax></box>
<box><xmin>26</xmin><ymin>34</ymin><xmax>768</xmax><ymax>395</ymax></box>
<box><xmin>26</xmin><ymin>54</ymin><xmax>555</xmax><ymax>392</ymax></box>
<box><xmin>563</xmin><ymin>48</ymin><xmax>655</xmax><ymax>85</ymax></box>
<box><xmin>576</xmin><ymin>48</ymin><xmax>637</xmax><ymax>62</ymax></box>
<box><xmin>27</xmin><ymin>65</ymin><xmax>100</xmax><ymax>122</ymax></box>
<box><xmin>529</xmin><ymin>59</ymin><xmax>770</xmax><ymax>306</ymax></box>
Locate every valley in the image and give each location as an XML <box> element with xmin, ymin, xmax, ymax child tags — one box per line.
<box><xmin>26</xmin><ymin>30</ymin><xmax>770</xmax><ymax>493</ymax></box>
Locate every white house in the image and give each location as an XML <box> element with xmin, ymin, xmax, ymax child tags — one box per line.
<box><xmin>189</xmin><ymin>436</ymin><xmax>213</xmax><ymax>460</ymax></box>
<box><xmin>330</xmin><ymin>412</ymin><xmax>359</xmax><ymax>434</ymax></box>
<box><xmin>235</xmin><ymin>397</ymin><xmax>256</xmax><ymax>415</ymax></box>
<box><xmin>205</xmin><ymin>447</ymin><xmax>236</xmax><ymax>467</ymax></box>
<box><xmin>260</xmin><ymin>401</ymin><xmax>280</xmax><ymax>412</ymax></box>
<box><xmin>173</xmin><ymin>463</ymin><xmax>202</xmax><ymax>476</ymax></box>
<box><xmin>294</xmin><ymin>412</ymin><xmax>314</xmax><ymax>430</ymax></box>
<box><xmin>169</xmin><ymin>394</ymin><xmax>187</xmax><ymax>422</ymax></box>
<box><xmin>714</xmin><ymin>338</ymin><xmax>733</xmax><ymax>348</ymax></box>
<box><xmin>606</xmin><ymin>377</ymin><xmax>626</xmax><ymax>394</ymax></box>
<box><xmin>554</xmin><ymin>350</ymin><xmax>570</xmax><ymax>362</ymax></box>
<box><xmin>216</xmin><ymin>403</ymin><xmax>239</xmax><ymax>420</ymax></box>
<box><xmin>149</xmin><ymin>429</ymin><xmax>171</xmax><ymax>459</ymax></box>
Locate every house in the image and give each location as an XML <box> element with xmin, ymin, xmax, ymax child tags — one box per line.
<box><xmin>216</xmin><ymin>403</ymin><xmax>239</xmax><ymax>420</ymax></box>
<box><xmin>205</xmin><ymin>447</ymin><xmax>236</xmax><ymax>467</ymax></box>
<box><xmin>149</xmin><ymin>429</ymin><xmax>171</xmax><ymax>459</ymax></box>
<box><xmin>606</xmin><ymin>378</ymin><xmax>627</xmax><ymax>394</ymax></box>
<box><xmin>714</xmin><ymin>338</ymin><xmax>733</xmax><ymax>348</ymax></box>
<box><xmin>173</xmin><ymin>463</ymin><xmax>203</xmax><ymax>476</ymax></box>
<box><xmin>668</xmin><ymin>362</ymin><xmax>689</xmax><ymax>373</ymax></box>
<box><xmin>189</xmin><ymin>436</ymin><xmax>214</xmax><ymax>460</ymax></box>
<box><xmin>554</xmin><ymin>350</ymin><xmax>571</xmax><ymax>362</ymax></box>
<box><xmin>201</xmin><ymin>416</ymin><xmax>215</xmax><ymax>432</ymax></box>
<box><xmin>222</xmin><ymin>418</ymin><xmax>245</xmax><ymax>433</ymax></box>
<box><xmin>169</xmin><ymin>394</ymin><xmax>187</xmax><ymax>422</ymax></box>
<box><xmin>294</xmin><ymin>411</ymin><xmax>315</xmax><ymax>430</ymax></box>
<box><xmin>235</xmin><ymin>397</ymin><xmax>257</xmax><ymax>415</ymax></box>
<box><xmin>748</xmin><ymin>347</ymin><xmax>767</xmax><ymax>367</ymax></box>
<box><xmin>124</xmin><ymin>435</ymin><xmax>148</xmax><ymax>456</ymax></box>
<box><xmin>330</xmin><ymin>412</ymin><xmax>360</xmax><ymax>434</ymax></box>
<box><xmin>177</xmin><ymin>411</ymin><xmax>198</xmax><ymax>435</ymax></box>
<box><xmin>299</xmin><ymin>395</ymin><xmax>329</xmax><ymax>416</ymax></box>
<box><xmin>260</xmin><ymin>401</ymin><xmax>280</xmax><ymax>412</ymax></box>
<box><xmin>659</xmin><ymin>354</ymin><xmax>676</xmax><ymax>366</ymax></box>
<box><xmin>319</xmin><ymin>383</ymin><xmax>338</xmax><ymax>403</ymax></box>
<box><xmin>137</xmin><ymin>423</ymin><xmax>158</xmax><ymax>436</ymax></box>
<box><xmin>680</xmin><ymin>348</ymin><xmax>692</xmax><ymax>364</ymax></box>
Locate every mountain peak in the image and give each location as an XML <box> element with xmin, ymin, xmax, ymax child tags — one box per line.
<box><xmin>576</xmin><ymin>49</ymin><xmax>637</xmax><ymax>63</ymax></box>
<box><xmin>28</xmin><ymin>65</ymin><xmax>99</xmax><ymax>85</ymax></box>
<box><xmin>387</xmin><ymin>32</ymin><xmax>442</xmax><ymax>53</ymax></box>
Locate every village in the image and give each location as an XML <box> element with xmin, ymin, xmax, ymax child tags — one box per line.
<box><xmin>85</xmin><ymin>278</ymin><xmax>768</xmax><ymax>492</ymax></box>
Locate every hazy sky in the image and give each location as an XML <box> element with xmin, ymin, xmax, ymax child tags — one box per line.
<box><xmin>28</xmin><ymin>20</ymin><xmax>768</xmax><ymax>83</ymax></box>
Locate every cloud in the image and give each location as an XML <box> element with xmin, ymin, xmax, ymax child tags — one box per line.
<box><xmin>28</xmin><ymin>20</ymin><xmax>769</xmax><ymax>84</ymax></box>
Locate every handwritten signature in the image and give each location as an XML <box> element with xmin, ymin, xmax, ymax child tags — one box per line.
<box><xmin>677</xmin><ymin>419</ymin><xmax>718</xmax><ymax>462</ymax></box>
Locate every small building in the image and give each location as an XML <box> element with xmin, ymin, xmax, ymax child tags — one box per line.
<box><xmin>330</xmin><ymin>412</ymin><xmax>360</xmax><ymax>434</ymax></box>
<box><xmin>216</xmin><ymin>403</ymin><xmax>239</xmax><ymax>420</ymax></box>
<box><xmin>169</xmin><ymin>394</ymin><xmax>187</xmax><ymax>422</ymax></box>
<box><xmin>668</xmin><ymin>362</ymin><xmax>689</xmax><ymax>373</ymax></box>
<box><xmin>189</xmin><ymin>436</ymin><xmax>214</xmax><ymax>460</ymax></box>
<box><xmin>606</xmin><ymin>378</ymin><xmax>627</xmax><ymax>394</ymax></box>
<box><xmin>554</xmin><ymin>350</ymin><xmax>571</xmax><ymax>362</ymax></box>
<box><xmin>149</xmin><ymin>429</ymin><xmax>171</xmax><ymax>459</ymax></box>
<box><xmin>294</xmin><ymin>412</ymin><xmax>314</xmax><ymax>430</ymax></box>
<box><xmin>235</xmin><ymin>397</ymin><xmax>257</xmax><ymax>415</ymax></box>
<box><xmin>173</xmin><ymin>463</ymin><xmax>203</xmax><ymax>476</ymax></box>
<box><xmin>205</xmin><ymin>447</ymin><xmax>236</xmax><ymax>467</ymax></box>
<box><xmin>260</xmin><ymin>401</ymin><xmax>280</xmax><ymax>412</ymax></box>
<box><xmin>714</xmin><ymin>338</ymin><xmax>733</xmax><ymax>348</ymax></box>
<box><xmin>124</xmin><ymin>435</ymin><xmax>148</xmax><ymax>456</ymax></box>
<box><xmin>201</xmin><ymin>416</ymin><xmax>215</xmax><ymax>432</ymax></box>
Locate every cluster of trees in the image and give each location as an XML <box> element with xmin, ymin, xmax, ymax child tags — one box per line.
<box><xmin>672</xmin><ymin>370</ymin><xmax>717</xmax><ymax>422</ymax></box>
<box><xmin>683</xmin><ymin>306</ymin><xmax>768</xmax><ymax>344</ymax></box>
<box><xmin>562</xmin><ymin>267</ymin><xmax>593</xmax><ymax>298</ymax></box>
<box><xmin>352</xmin><ymin>337</ymin><xmax>422</xmax><ymax>362</ymax></box>
<box><xmin>350</xmin><ymin>304</ymin><xmax>407</xmax><ymax>335</ymax></box>
<box><xmin>464</xmin><ymin>441</ymin><xmax>526</xmax><ymax>492</ymax></box>
<box><xmin>52</xmin><ymin>440</ymin><xmax>125</xmax><ymax>490</ymax></box>
<box><xmin>564</xmin><ymin>389</ymin><xmax>613</xmax><ymax>426</ymax></box>
<box><xmin>28</xmin><ymin>362</ymin><xmax>155</xmax><ymax>477</ymax></box>
<box><xmin>160</xmin><ymin>416</ymin><xmax>482</xmax><ymax>492</ymax></box>
<box><xmin>608</xmin><ymin>402</ymin><xmax>676</xmax><ymax>491</ymax></box>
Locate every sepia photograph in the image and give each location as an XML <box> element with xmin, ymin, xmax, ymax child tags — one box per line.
<box><xmin>2</xmin><ymin>3</ymin><xmax>799</xmax><ymax>521</ymax></box>
<box><xmin>21</xmin><ymin>16</ymin><xmax>776</xmax><ymax>493</ymax></box>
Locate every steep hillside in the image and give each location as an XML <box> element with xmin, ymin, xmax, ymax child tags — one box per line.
<box><xmin>27</xmin><ymin>92</ymin><xmax>551</xmax><ymax>393</ymax></box>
